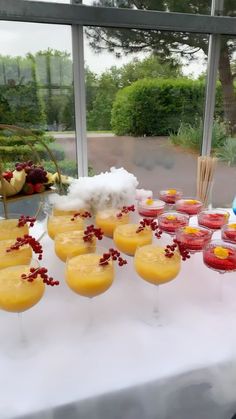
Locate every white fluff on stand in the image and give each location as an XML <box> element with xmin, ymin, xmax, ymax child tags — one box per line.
<box><xmin>49</xmin><ymin>167</ymin><xmax>139</xmax><ymax>211</ymax></box>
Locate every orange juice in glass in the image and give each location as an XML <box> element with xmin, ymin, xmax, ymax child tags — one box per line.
<box><xmin>65</xmin><ymin>250</ymin><xmax>114</xmax><ymax>298</ymax></box>
<box><xmin>47</xmin><ymin>215</ymin><xmax>85</xmax><ymax>239</ymax></box>
<box><xmin>55</xmin><ymin>230</ymin><xmax>96</xmax><ymax>262</ymax></box>
<box><xmin>95</xmin><ymin>208</ymin><xmax>130</xmax><ymax>238</ymax></box>
<box><xmin>0</xmin><ymin>239</ymin><xmax>32</xmax><ymax>269</ymax></box>
<box><xmin>113</xmin><ymin>223</ymin><xmax>152</xmax><ymax>256</ymax></box>
<box><xmin>0</xmin><ymin>217</ymin><xmax>29</xmax><ymax>240</ymax></box>
<box><xmin>134</xmin><ymin>244</ymin><xmax>181</xmax><ymax>285</ymax></box>
<box><xmin>0</xmin><ymin>264</ymin><xmax>45</xmax><ymax>313</ymax></box>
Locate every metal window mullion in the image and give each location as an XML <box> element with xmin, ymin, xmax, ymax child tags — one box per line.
<box><xmin>201</xmin><ymin>0</ymin><xmax>224</xmax><ymax>156</ymax></box>
<box><xmin>71</xmin><ymin>23</ymin><xmax>88</xmax><ymax>177</ymax></box>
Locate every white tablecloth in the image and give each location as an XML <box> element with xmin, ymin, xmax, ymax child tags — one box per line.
<box><xmin>1</xmin><ymin>213</ymin><xmax>236</xmax><ymax>419</ymax></box>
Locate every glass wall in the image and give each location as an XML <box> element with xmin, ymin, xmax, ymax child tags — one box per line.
<box><xmin>85</xmin><ymin>26</ymin><xmax>208</xmax><ymax>197</ymax></box>
<box><xmin>0</xmin><ymin>21</ymin><xmax>76</xmax><ymax>215</ymax></box>
<box><xmin>210</xmin><ymin>34</ymin><xmax>236</xmax><ymax>207</ymax></box>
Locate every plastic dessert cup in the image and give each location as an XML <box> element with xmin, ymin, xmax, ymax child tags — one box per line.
<box><xmin>203</xmin><ymin>240</ymin><xmax>236</xmax><ymax>273</ymax></box>
<box><xmin>47</xmin><ymin>215</ymin><xmax>85</xmax><ymax>239</ymax></box>
<box><xmin>137</xmin><ymin>199</ymin><xmax>165</xmax><ymax>218</ymax></box>
<box><xmin>0</xmin><ymin>217</ymin><xmax>29</xmax><ymax>240</ymax></box>
<box><xmin>159</xmin><ymin>189</ymin><xmax>183</xmax><ymax>205</ymax></box>
<box><xmin>54</xmin><ymin>230</ymin><xmax>96</xmax><ymax>262</ymax></box>
<box><xmin>0</xmin><ymin>264</ymin><xmax>45</xmax><ymax>312</ymax></box>
<box><xmin>175</xmin><ymin>198</ymin><xmax>203</xmax><ymax>216</ymax></box>
<box><xmin>134</xmin><ymin>244</ymin><xmax>181</xmax><ymax>285</ymax></box>
<box><xmin>176</xmin><ymin>226</ymin><xmax>212</xmax><ymax>252</ymax></box>
<box><xmin>65</xmin><ymin>252</ymin><xmax>114</xmax><ymax>298</ymax></box>
<box><xmin>158</xmin><ymin>212</ymin><xmax>189</xmax><ymax>235</ymax></box>
<box><xmin>95</xmin><ymin>208</ymin><xmax>130</xmax><ymax>238</ymax></box>
<box><xmin>113</xmin><ymin>223</ymin><xmax>152</xmax><ymax>256</ymax></box>
<box><xmin>221</xmin><ymin>223</ymin><xmax>236</xmax><ymax>244</ymax></box>
<box><xmin>0</xmin><ymin>240</ymin><xmax>32</xmax><ymax>269</ymax></box>
<box><xmin>198</xmin><ymin>209</ymin><xmax>229</xmax><ymax>230</ymax></box>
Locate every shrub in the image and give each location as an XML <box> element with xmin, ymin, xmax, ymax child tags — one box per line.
<box><xmin>217</xmin><ymin>138</ymin><xmax>236</xmax><ymax>166</ymax></box>
<box><xmin>111</xmin><ymin>79</ymin><xmax>224</xmax><ymax>137</ymax></box>
<box><xmin>170</xmin><ymin>119</ymin><xmax>228</xmax><ymax>150</ymax></box>
<box><xmin>43</xmin><ymin>160</ymin><xmax>94</xmax><ymax>177</ymax></box>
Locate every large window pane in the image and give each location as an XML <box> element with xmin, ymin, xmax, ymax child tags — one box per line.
<box><xmin>0</xmin><ymin>22</ymin><xmax>76</xmax><ymax>215</ymax></box>
<box><xmin>210</xmin><ymin>34</ymin><xmax>236</xmax><ymax>208</ymax></box>
<box><xmin>84</xmin><ymin>1</ymin><xmax>212</xmax><ymax>14</ymax></box>
<box><xmin>85</xmin><ymin>26</ymin><xmax>208</xmax><ymax>197</ymax></box>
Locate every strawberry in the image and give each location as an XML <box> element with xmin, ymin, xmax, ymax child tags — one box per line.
<box><xmin>33</xmin><ymin>183</ymin><xmax>45</xmax><ymax>193</ymax></box>
<box><xmin>22</xmin><ymin>182</ymin><xmax>34</xmax><ymax>195</ymax></box>
<box><xmin>3</xmin><ymin>171</ymin><xmax>13</xmax><ymax>182</ymax></box>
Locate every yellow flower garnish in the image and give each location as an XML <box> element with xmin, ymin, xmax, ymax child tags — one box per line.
<box><xmin>167</xmin><ymin>189</ymin><xmax>177</xmax><ymax>195</ymax></box>
<box><xmin>184</xmin><ymin>226</ymin><xmax>199</xmax><ymax>234</ymax></box>
<box><xmin>146</xmin><ymin>198</ymin><xmax>154</xmax><ymax>205</ymax></box>
<box><xmin>166</xmin><ymin>215</ymin><xmax>176</xmax><ymax>220</ymax></box>
<box><xmin>213</xmin><ymin>246</ymin><xmax>229</xmax><ymax>259</ymax></box>
<box><xmin>185</xmin><ymin>200</ymin><xmax>198</xmax><ymax>205</ymax></box>
<box><xmin>229</xmin><ymin>223</ymin><xmax>236</xmax><ymax>229</ymax></box>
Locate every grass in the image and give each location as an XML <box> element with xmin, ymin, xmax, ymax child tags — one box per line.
<box><xmin>50</xmin><ymin>130</ymin><xmax>113</xmax><ymax>135</ymax></box>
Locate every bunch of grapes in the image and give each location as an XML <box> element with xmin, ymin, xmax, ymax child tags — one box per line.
<box><xmin>15</xmin><ymin>161</ymin><xmax>48</xmax><ymax>184</ymax></box>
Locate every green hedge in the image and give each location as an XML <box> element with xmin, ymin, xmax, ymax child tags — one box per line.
<box><xmin>111</xmin><ymin>78</ymin><xmax>223</xmax><ymax>136</ymax></box>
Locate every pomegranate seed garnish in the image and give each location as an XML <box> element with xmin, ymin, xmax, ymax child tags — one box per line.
<box><xmin>83</xmin><ymin>225</ymin><xmax>104</xmax><ymax>242</ymax></box>
<box><xmin>20</xmin><ymin>267</ymin><xmax>59</xmax><ymax>286</ymax></box>
<box><xmin>164</xmin><ymin>238</ymin><xmax>190</xmax><ymax>261</ymax></box>
<box><xmin>99</xmin><ymin>248</ymin><xmax>127</xmax><ymax>267</ymax></box>
<box><xmin>136</xmin><ymin>218</ymin><xmax>162</xmax><ymax>238</ymax></box>
<box><xmin>17</xmin><ymin>215</ymin><xmax>36</xmax><ymax>228</ymax></box>
<box><xmin>71</xmin><ymin>211</ymin><xmax>92</xmax><ymax>221</ymax></box>
<box><xmin>116</xmin><ymin>205</ymin><xmax>135</xmax><ymax>219</ymax></box>
<box><xmin>6</xmin><ymin>234</ymin><xmax>43</xmax><ymax>260</ymax></box>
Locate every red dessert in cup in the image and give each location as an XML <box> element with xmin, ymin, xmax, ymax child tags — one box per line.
<box><xmin>159</xmin><ymin>189</ymin><xmax>183</xmax><ymax>205</ymax></box>
<box><xmin>176</xmin><ymin>226</ymin><xmax>212</xmax><ymax>252</ymax></box>
<box><xmin>176</xmin><ymin>198</ymin><xmax>203</xmax><ymax>216</ymax></box>
<box><xmin>221</xmin><ymin>223</ymin><xmax>236</xmax><ymax>244</ymax></box>
<box><xmin>158</xmin><ymin>212</ymin><xmax>189</xmax><ymax>235</ymax></box>
<box><xmin>137</xmin><ymin>198</ymin><xmax>165</xmax><ymax>218</ymax></box>
<box><xmin>203</xmin><ymin>240</ymin><xmax>236</xmax><ymax>273</ymax></box>
<box><xmin>198</xmin><ymin>209</ymin><xmax>229</xmax><ymax>230</ymax></box>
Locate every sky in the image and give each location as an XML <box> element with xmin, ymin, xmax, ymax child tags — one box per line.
<box><xmin>0</xmin><ymin>1</ymin><xmax>207</xmax><ymax>78</ymax></box>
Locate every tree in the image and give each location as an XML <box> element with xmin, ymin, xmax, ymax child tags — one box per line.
<box><xmin>87</xmin><ymin>0</ymin><xmax>236</xmax><ymax>133</ymax></box>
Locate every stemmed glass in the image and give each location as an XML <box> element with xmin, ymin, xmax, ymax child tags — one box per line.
<box><xmin>159</xmin><ymin>189</ymin><xmax>183</xmax><ymax>210</ymax></box>
<box><xmin>0</xmin><ymin>259</ymin><xmax>45</xmax><ymax>354</ymax></box>
<box><xmin>203</xmin><ymin>240</ymin><xmax>236</xmax><ymax>302</ymax></box>
<box><xmin>176</xmin><ymin>226</ymin><xmax>212</xmax><ymax>253</ymax></box>
<box><xmin>65</xmin><ymin>246</ymin><xmax>115</xmax><ymax>330</ymax></box>
<box><xmin>157</xmin><ymin>212</ymin><xmax>189</xmax><ymax>236</ymax></box>
<box><xmin>175</xmin><ymin>198</ymin><xmax>203</xmax><ymax>217</ymax></box>
<box><xmin>198</xmin><ymin>209</ymin><xmax>229</xmax><ymax>230</ymax></box>
<box><xmin>134</xmin><ymin>244</ymin><xmax>181</xmax><ymax>326</ymax></box>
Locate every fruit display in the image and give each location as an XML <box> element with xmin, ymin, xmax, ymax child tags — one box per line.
<box><xmin>0</xmin><ymin>160</ymin><xmax>72</xmax><ymax>198</ymax></box>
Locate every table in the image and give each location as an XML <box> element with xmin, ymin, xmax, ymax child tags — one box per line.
<box><xmin>1</xmin><ymin>213</ymin><xmax>236</xmax><ymax>419</ymax></box>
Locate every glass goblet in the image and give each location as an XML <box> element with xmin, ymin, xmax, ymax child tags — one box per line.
<box><xmin>157</xmin><ymin>212</ymin><xmax>189</xmax><ymax>236</ymax></box>
<box><xmin>176</xmin><ymin>225</ymin><xmax>212</xmax><ymax>253</ymax></box>
<box><xmin>113</xmin><ymin>223</ymin><xmax>152</xmax><ymax>256</ymax></box>
<box><xmin>54</xmin><ymin>230</ymin><xmax>96</xmax><ymax>262</ymax></box>
<box><xmin>175</xmin><ymin>198</ymin><xmax>203</xmax><ymax>217</ymax></box>
<box><xmin>0</xmin><ymin>213</ymin><xmax>30</xmax><ymax>240</ymax></box>
<box><xmin>198</xmin><ymin>209</ymin><xmax>230</xmax><ymax>230</ymax></box>
<box><xmin>221</xmin><ymin>223</ymin><xmax>236</xmax><ymax>245</ymax></box>
<box><xmin>137</xmin><ymin>199</ymin><xmax>165</xmax><ymax>219</ymax></box>
<box><xmin>0</xmin><ymin>259</ymin><xmax>45</xmax><ymax>353</ymax></box>
<box><xmin>134</xmin><ymin>244</ymin><xmax>181</xmax><ymax>326</ymax></box>
<box><xmin>95</xmin><ymin>208</ymin><xmax>130</xmax><ymax>238</ymax></box>
<box><xmin>159</xmin><ymin>188</ymin><xmax>183</xmax><ymax>208</ymax></box>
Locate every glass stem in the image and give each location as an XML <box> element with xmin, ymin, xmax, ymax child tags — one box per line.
<box><xmin>153</xmin><ymin>286</ymin><xmax>160</xmax><ymax>319</ymax></box>
<box><xmin>18</xmin><ymin>313</ymin><xmax>27</xmax><ymax>345</ymax></box>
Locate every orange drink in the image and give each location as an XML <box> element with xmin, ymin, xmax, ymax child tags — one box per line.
<box><xmin>0</xmin><ymin>218</ymin><xmax>29</xmax><ymax>240</ymax></box>
<box><xmin>0</xmin><ymin>240</ymin><xmax>32</xmax><ymax>269</ymax></box>
<box><xmin>95</xmin><ymin>208</ymin><xmax>130</xmax><ymax>238</ymax></box>
<box><xmin>113</xmin><ymin>224</ymin><xmax>152</xmax><ymax>256</ymax></box>
<box><xmin>0</xmin><ymin>265</ymin><xmax>45</xmax><ymax>312</ymax></box>
<box><xmin>65</xmin><ymin>253</ymin><xmax>114</xmax><ymax>297</ymax></box>
<box><xmin>47</xmin><ymin>215</ymin><xmax>85</xmax><ymax>239</ymax></box>
<box><xmin>134</xmin><ymin>244</ymin><xmax>181</xmax><ymax>285</ymax></box>
<box><xmin>55</xmin><ymin>230</ymin><xmax>96</xmax><ymax>262</ymax></box>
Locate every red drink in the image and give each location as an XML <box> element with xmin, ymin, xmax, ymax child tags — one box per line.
<box><xmin>176</xmin><ymin>226</ymin><xmax>212</xmax><ymax>252</ymax></box>
<box><xmin>221</xmin><ymin>223</ymin><xmax>236</xmax><ymax>244</ymax></box>
<box><xmin>159</xmin><ymin>189</ymin><xmax>183</xmax><ymax>205</ymax></box>
<box><xmin>198</xmin><ymin>210</ymin><xmax>229</xmax><ymax>230</ymax></box>
<box><xmin>176</xmin><ymin>199</ymin><xmax>203</xmax><ymax>216</ymax></box>
<box><xmin>203</xmin><ymin>241</ymin><xmax>236</xmax><ymax>273</ymax></box>
<box><xmin>158</xmin><ymin>212</ymin><xmax>189</xmax><ymax>235</ymax></box>
<box><xmin>138</xmin><ymin>199</ymin><xmax>165</xmax><ymax>218</ymax></box>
